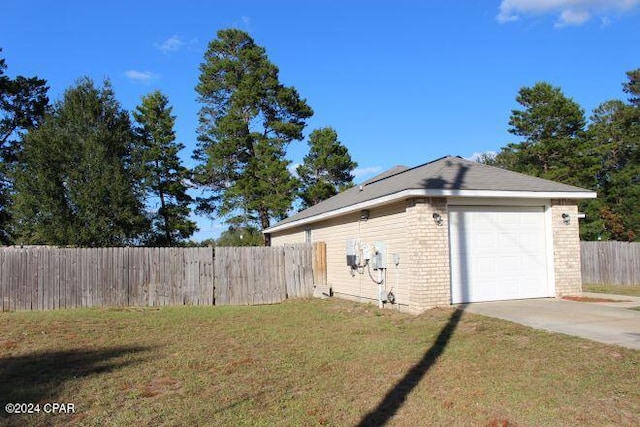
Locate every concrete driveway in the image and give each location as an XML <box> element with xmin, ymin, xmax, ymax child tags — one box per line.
<box><xmin>463</xmin><ymin>293</ymin><xmax>640</xmax><ymax>350</ymax></box>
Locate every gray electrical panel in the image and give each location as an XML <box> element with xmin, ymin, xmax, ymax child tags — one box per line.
<box><xmin>372</xmin><ymin>241</ymin><xmax>386</xmax><ymax>270</ymax></box>
<box><xmin>346</xmin><ymin>239</ymin><xmax>357</xmax><ymax>267</ymax></box>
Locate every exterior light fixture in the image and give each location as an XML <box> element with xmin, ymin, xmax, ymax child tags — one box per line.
<box><xmin>360</xmin><ymin>210</ymin><xmax>369</xmax><ymax>221</ymax></box>
<box><xmin>432</xmin><ymin>212</ymin><xmax>443</xmax><ymax>226</ymax></box>
<box><xmin>562</xmin><ymin>213</ymin><xmax>570</xmax><ymax>225</ymax></box>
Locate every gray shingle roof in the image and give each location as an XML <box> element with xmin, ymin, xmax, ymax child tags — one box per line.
<box><xmin>266</xmin><ymin>155</ymin><xmax>595</xmax><ymax>231</ymax></box>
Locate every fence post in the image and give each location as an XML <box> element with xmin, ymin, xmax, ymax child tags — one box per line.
<box><xmin>313</xmin><ymin>242</ymin><xmax>327</xmax><ymax>288</ymax></box>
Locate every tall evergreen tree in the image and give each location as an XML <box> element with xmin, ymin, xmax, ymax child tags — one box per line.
<box><xmin>0</xmin><ymin>49</ymin><xmax>49</xmax><ymax>244</ymax></box>
<box><xmin>133</xmin><ymin>90</ymin><xmax>197</xmax><ymax>246</ymax></box>
<box><xmin>12</xmin><ymin>78</ymin><xmax>147</xmax><ymax>246</ymax></box>
<box><xmin>193</xmin><ymin>29</ymin><xmax>313</xmax><ymax>234</ymax></box>
<box><xmin>583</xmin><ymin>97</ymin><xmax>640</xmax><ymax>241</ymax></box>
<box><xmin>485</xmin><ymin>74</ymin><xmax>640</xmax><ymax>241</ymax></box>
<box><xmin>215</xmin><ymin>225</ymin><xmax>263</xmax><ymax>246</ymax></box>
<box><xmin>623</xmin><ymin>68</ymin><xmax>640</xmax><ymax>106</ymax></box>
<box><xmin>496</xmin><ymin>82</ymin><xmax>587</xmax><ymax>183</ymax></box>
<box><xmin>297</xmin><ymin>127</ymin><xmax>357</xmax><ymax>208</ymax></box>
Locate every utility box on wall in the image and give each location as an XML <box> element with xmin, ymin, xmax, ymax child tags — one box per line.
<box><xmin>346</xmin><ymin>239</ymin><xmax>358</xmax><ymax>267</ymax></box>
<box><xmin>372</xmin><ymin>241</ymin><xmax>386</xmax><ymax>270</ymax></box>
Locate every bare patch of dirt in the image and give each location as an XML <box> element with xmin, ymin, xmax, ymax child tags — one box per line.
<box><xmin>0</xmin><ymin>339</ymin><xmax>19</xmax><ymax>350</ymax></box>
<box><xmin>140</xmin><ymin>377</ymin><xmax>182</xmax><ymax>398</ymax></box>
<box><xmin>562</xmin><ymin>296</ymin><xmax>630</xmax><ymax>303</ymax></box>
<box><xmin>486</xmin><ymin>418</ymin><xmax>516</xmax><ymax>427</ymax></box>
<box><xmin>222</xmin><ymin>357</ymin><xmax>255</xmax><ymax>374</ymax></box>
<box><xmin>508</xmin><ymin>335</ymin><xmax>531</xmax><ymax>348</ymax></box>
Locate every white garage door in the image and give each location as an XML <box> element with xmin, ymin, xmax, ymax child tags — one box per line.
<box><xmin>449</xmin><ymin>206</ymin><xmax>552</xmax><ymax>304</ymax></box>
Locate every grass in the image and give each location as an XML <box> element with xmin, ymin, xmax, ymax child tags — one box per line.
<box><xmin>584</xmin><ymin>284</ymin><xmax>640</xmax><ymax>297</ymax></box>
<box><xmin>0</xmin><ymin>299</ymin><xmax>638</xmax><ymax>427</ymax></box>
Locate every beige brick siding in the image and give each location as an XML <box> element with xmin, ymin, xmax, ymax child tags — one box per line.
<box><xmin>551</xmin><ymin>200</ymin><xmax>582</xmax><ymax>295</ymax></box>
<box><xmin>270</xmin><ymin>229</ymin><xmax>307</xmax><ymax>244</ymax></box>
<box><xmin>405</xmin><ymin>198</ymin><xmax>450</xmax><ymax>313</ymax></box>
<box><xmin>270</xmin><ymin>197</ymin><xmax>584</xmax><ymax>313</ymax></box>
<box><xmin>270</xmin><ymin>201</ymin><xmax>413</xmax><ymax>312</ymax></box>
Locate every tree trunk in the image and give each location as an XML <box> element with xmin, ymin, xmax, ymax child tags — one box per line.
<box><xmin>259</xmin><ymin>207</ymin><xmax>270</xmax><ymax>246</ymax></box>
<box><xmin>157</xmin><ymin>161</ymin><xmax>172</xmax><ymax>246</ymax></box>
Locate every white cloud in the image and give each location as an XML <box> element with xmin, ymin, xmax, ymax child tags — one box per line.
<box><xmin>497</xmin><ymin>0</ymin><xmax>640</xmax><ymax>26</ymax></box>
<box><xmin>191</xmin><ymin>220</ymin><xmax>226</xmax><ymax>241</ymax></box>
<box><xmin>288</xmin><ymin>163</ymin><xmax>301</xmax><ymax>177</ymax></box>
<box><xmin>158</xmin><ymin>35</ymin><xmax>185</xmax><ymax>53</ymax></box>
<box><xmin>466</xmin><ymin>151</ymin><xmax>497</xmax><ymax>162</ymax></box>
<box><xmin>230</xmin><ymin>15</ymin><xmax>252</xmax><ymax>29</ymax></box>
<box><xmin>353</xmin><ymin>166</ymin><xmax>383</xmax><ymax>179</ymax></box>
<box><xmin>556</xmin><ymin>8</ymin><xmax>592</xmax><ymax>27</ymax></box>
<box><xmin>124</xmin><ymin>70</ymin><xmax>159</xmax><ymax>84</ymax></box>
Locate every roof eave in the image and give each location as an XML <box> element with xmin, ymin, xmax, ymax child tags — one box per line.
<box><xmin>263</xmin><ymin>188</ymin><xmax>597</xmax><ymax>234</ymax></box>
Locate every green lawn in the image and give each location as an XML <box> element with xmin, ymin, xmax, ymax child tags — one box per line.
<box><xmin>1</xmin><ymin>299</ymin><xmax>639</xmax><ymax>426</ymax></box>
<box><xmin>584</xmin><ymin>284</ymin><xmax>640</xmax><ymax>297</ymax></box>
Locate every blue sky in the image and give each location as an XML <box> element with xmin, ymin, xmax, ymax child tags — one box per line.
<box><xmin>2</xmin><ymin>0</ymin><xmax>639</xmax><ymax>240</ymax></box>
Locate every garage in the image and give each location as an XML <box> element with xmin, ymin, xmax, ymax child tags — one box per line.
<box><xmin>266</xmin><ymin>155</ymin><xmax>596</xmax><ymax>313</ymax></box>
<box><xmin>449</xmin><ymin>205</ymin><xmax>552</xmax><ymax>304</ymax></box>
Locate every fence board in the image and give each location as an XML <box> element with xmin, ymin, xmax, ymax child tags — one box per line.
<box><xmin>4</xmin><ymin>249</ymin><xmax>11</xmax><ymax>310</ymax></box>
<box><xmin>156</xmin><ymin>247</ymin><xmax>165</xmax><ymax>306</ymax></box>
<box><xmin>58</xmin><ymin>249</ymin><xmax>66</xmax><ymax>309</ymax></box>
<box><xmin>150</xmin><ymin>247</ymin><xmax>158</xmax><ymax>306</ymax></box>
<box><xmin>96</xmin><ymin>248</ymin><xmax>103</xmax><ymax>307</ymax></box>
<box><xmin>201</xmin><ymin>247</ymin><xmax>213</xmax><ymax>305</ymax></box>
<box><xmin>581</xmin><ymin>241</ymin><xmax>640</xmax><ymax>285</ymax></box>
<box><xmin>4</xmin><ymin>251</ymin><xmax>8</xmax><ymax>310</ymax></box>
<box><xmin>312</xmin><ymin>242</ymin><xmax>327</xmax><ymax>287</ymax></box>
<box><xmin>50</xmin><ymin>249</ymin><xmax>55</xmax><ymax>310</ymax></box>
<box><xmin>276</xmin><ymin>247</ymin><xmax>287</xmax><ymax>303</ymax></box>
<box><xmin>0</xmin><ymin>251</ymin><xmax>5</xmax><ymax>311</ymax></box>
<box><xmin>131</xmin><ymin>247</ymin><xmax>138</xmax><ymax>306</ymax></box>
<box><xmin>29</xmin><ymin>248</ymin><xmax>38</xmax><ymax>310</ymax></box>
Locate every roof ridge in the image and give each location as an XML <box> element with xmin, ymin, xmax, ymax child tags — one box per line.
<box><xmin>465</xmin><ymin>156</ymin><xmax>587</xmax><ymax>189</ymax></box>
<box><xmin>363</xmin><ymin>155</ymin><xmax>452</xmax><ymax>187</ymax></box>
<box><xmin>360</xmin><ymin>165</ymin><xmax>408</xmax><ymax>186</ymax></box>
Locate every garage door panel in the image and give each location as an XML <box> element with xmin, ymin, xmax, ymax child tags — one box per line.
<box><xmin>449</xmin><ymin>206</ymin><xmax>552</xmax><ymax>304</ymax></box>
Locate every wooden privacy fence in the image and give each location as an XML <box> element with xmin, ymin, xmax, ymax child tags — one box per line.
<box><xmin>581</xmin><ymin>241</ymin><xmax>640</xmax><ymax>285</ymax></box>
<box><xmin>0</xmin><ymin>247</ymin><xmax>215</xmax><ymax>311</ymax></box>
<box><xmin>216</xmin><ymin>245</ymin><xmax>310</xmax><ymax>305</ymax></box>
<box><xmin>0</xmin><ymin>243</ymin><xmax>327</xmax><ymax>312</ymax></box>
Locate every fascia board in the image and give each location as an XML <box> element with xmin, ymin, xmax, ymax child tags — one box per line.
<box><xmin>263</xmin><ymin>188</ymin><xmax>597</xmax><ymax>234</ymax></box>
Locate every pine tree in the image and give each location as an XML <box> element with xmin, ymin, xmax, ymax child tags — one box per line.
<box><xmin>623</xmin><ymin>68</ymin><xmax>640</xmax><ymax>106</ymax></box>
<box><xmin>0</xmin><ymin>49</ymin><xmax>48</xmax><ymax>244</ymax></box>
<box><xmin>193</xmin><ymin>29</ymin><xmax>313</xmax><ymax>234</ymax></box>
<box><xmin>502</xmin><ymin>82</ymin><xmax>586</xmax><ymax>183</ymax></box>
<box><xmin>297</xmin><ymin>127</ymin><xmax>357</xmax><ymax>208</ymax></box>
<box><xmin>215</xmin><ymin>225</ymin><xmax>263</xmax><ymax>246</ymax></box>
<box><xmin>583</xmin><ymin>98</ymin><xmax>640</xmax><ymax>241</ymax></box>
<box><xmin>133</xmin><ymin>90</ymin><xmax>196</xmax><ymax>246</ymax></box>
<box><xmin>12</xmin><ymin>78</ymin><xmax>147</xmax><ymax>246</ymax></box>
<box><xmin>485</xmin><ymin>75</ymin><xmax>640</xmax><ymax>241</ymax></box>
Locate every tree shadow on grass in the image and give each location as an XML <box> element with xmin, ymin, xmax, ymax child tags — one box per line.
<box><xmin>357</xmin><ymin>307</ymin><xmax>465</xmax><ymax>427</ymax></box>
<box><xmin>0</xmin><ymin>345</ymin><xmax>153</xmax><ymax>419</ymax></box>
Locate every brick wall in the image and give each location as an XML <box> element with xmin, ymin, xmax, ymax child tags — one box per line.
<box><xmin>405</xmin><ymin>197</ymin><xmax>451</xmax><ymax>313</ymax></box>
<box><xmin>271</xmin><ymin>202</ymin><xmax>412</xmax><ymax>311</ymax></box>
<box><xmin>551</xmin><ymin>200</ymin><xmax>582</xmax><ymax>295</ymax></box>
